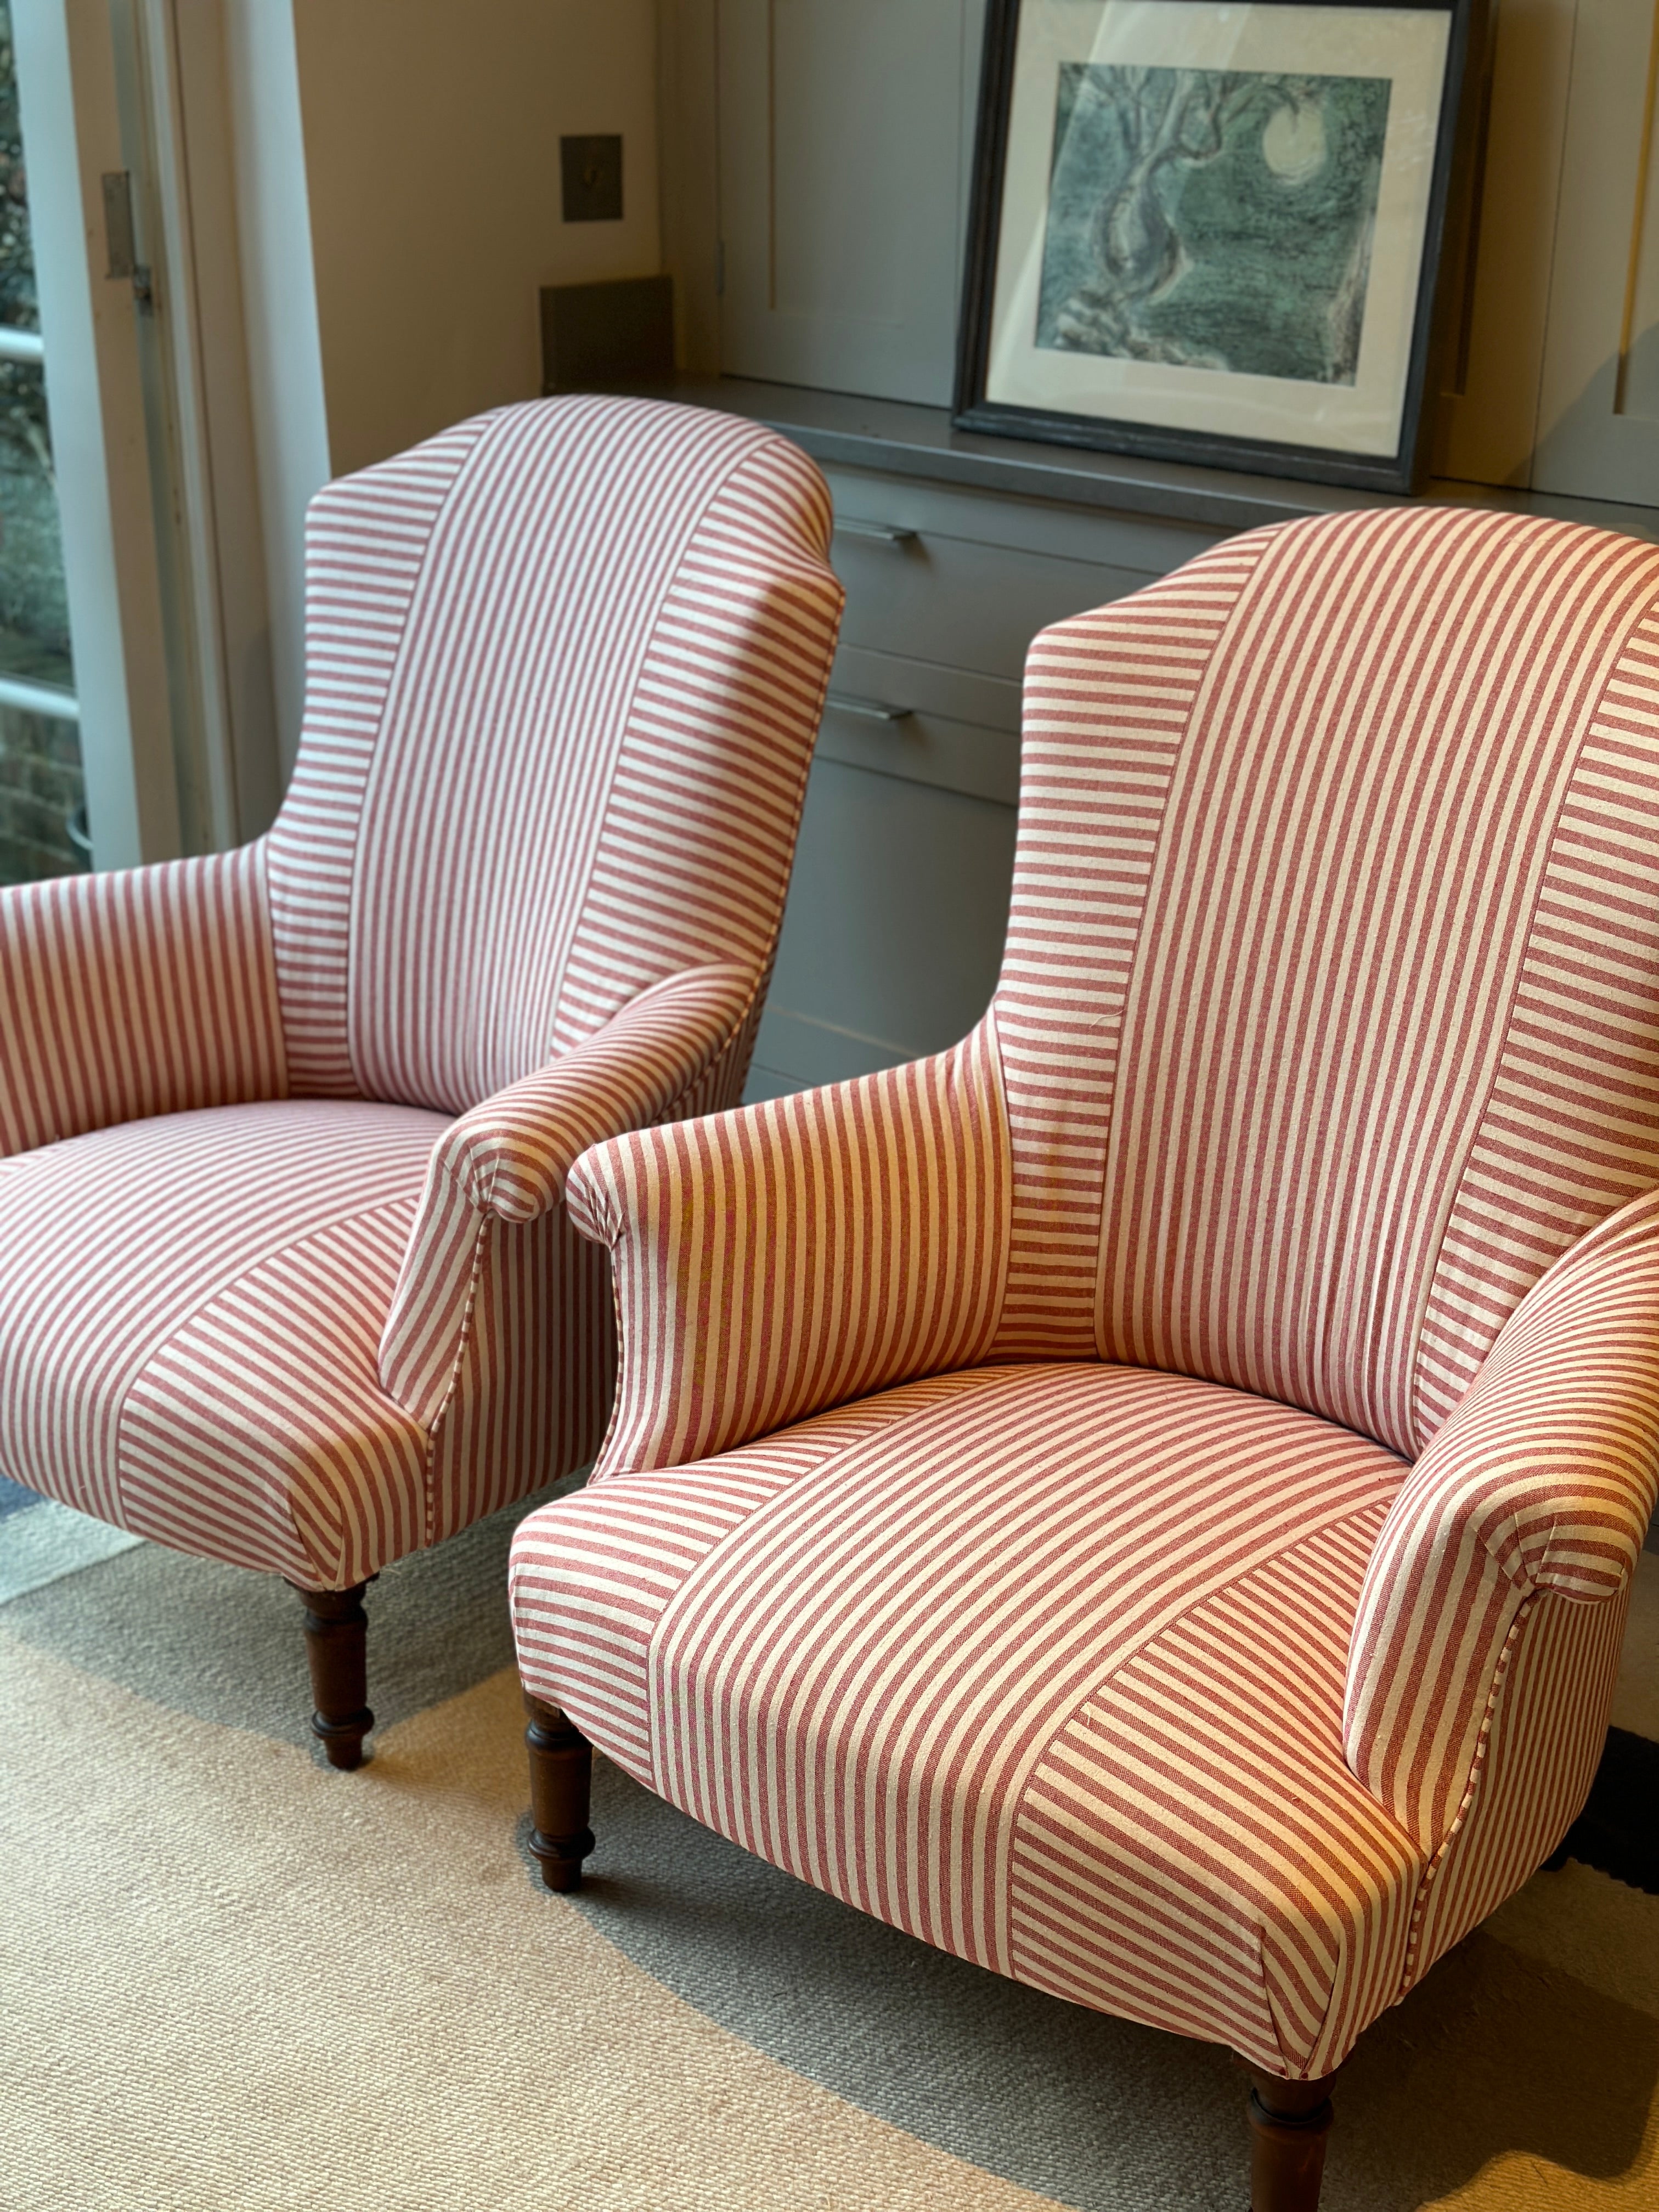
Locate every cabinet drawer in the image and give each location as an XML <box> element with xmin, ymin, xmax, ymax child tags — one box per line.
<box><xmin>824</xmin><ymin>467</ymin><xmax>1224</xmax><ymax>574</ymax></box>
<box><xmin>831</xmin><ymin>523</ymin><xmax>1151</xmax><ymax>681</ymax></box>
<box><xmin>831</xmin><ymin>642</ymin><xmax>1020</xmax><ymax>732</ymax></box>
<box><xmin>815</xmin><ymin>702</ymin><xmax>1020</xmax><ymax>807</ymax></box>
<box><xmin>749</xmin><ymin>755</ymin><xmax>1017</xmax><ymax>1095</ymax></box>
<box><xmin>819</xmin><ymin>646</ymin><xmax>1020</xmax><ymax>804</ymax></box>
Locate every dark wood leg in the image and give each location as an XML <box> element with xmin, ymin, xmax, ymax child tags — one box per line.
<box><xmin>524</xmin><ymin>1690</ymin><xmax>594</xmax><ymax>1892</ymax></box>
<box><xmin>291</xmin><ymin>1581</ymin><xmax>374</xmax><ymax>1770</ymax></box>
<box><xmin>1242</xmin><ymin>2064</ymin><xmax>1336</xmax><ymax>2212</ymax></box>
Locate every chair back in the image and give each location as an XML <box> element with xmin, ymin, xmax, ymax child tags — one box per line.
<box><xmin>989</xmin><ymin>507</ymin><xmax>1659</xmax><ymax>1457</ymax></box>
<box><xmin>267</xmin><ymin>396</ymin><xmax>842</xmax><ymax>1115</ymax></box>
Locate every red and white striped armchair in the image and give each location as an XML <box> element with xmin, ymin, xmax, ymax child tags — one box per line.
<box><xmin>509</xmin><ymin>506</ymin><xmax>1659</xmax><ymax>2211</ymax></box>
<box><xmin>0</xmin><ymin>394</ymin><xmax>842</xmax><ymax>1765</ymax></box>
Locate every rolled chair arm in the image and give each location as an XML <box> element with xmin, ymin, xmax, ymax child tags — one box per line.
<box><xmin>561</xmin><ymin>1013</ymin><xmax>1012</xmax><ymax>1481</ymax></box>
<box><xmin>379</xmin><ymin>962</ymin><xmax>755</xmax><ymax>1424</ymax></box>
<box><xmin>1345</xmin><ymin>1187</ymin><xmax>1659</xmax><ymax>1849</ymax></box>
<box><xmin>0</xmin><ymin>844</ymin><xmax>286</xmax><ymax>1158</ymax></box>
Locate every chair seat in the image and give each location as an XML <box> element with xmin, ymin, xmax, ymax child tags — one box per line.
<box><xmin>511</xmin><ymin>1360</ymin><xmax>1430</xmax><ymax>2075</ymax></box>
<box><xmin>0</xmin><ymin>1098</ymin><xmax>451</xmax><ymax>1585</ymax></box>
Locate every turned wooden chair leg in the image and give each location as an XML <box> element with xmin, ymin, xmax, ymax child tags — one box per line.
<box><xmin>524</xmin><ymin>1690</ymin><xmax>594</xmax><ymax>1891</ymax></box>
<box><xmin>1242</xmin><ymin>2063</ymin><xmax>1336</xmax><ymax>2212</ymax></box>
<box><xmin>291</xmin><ymin>1581</ymin><xmax>374</xmax><ymax>1770</ymax></box>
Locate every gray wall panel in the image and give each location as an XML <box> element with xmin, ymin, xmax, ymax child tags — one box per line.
<box><xmin>758</xmin><ymin>757</ymin><xmax>1017</xmax><ymax>1092</ymax></box>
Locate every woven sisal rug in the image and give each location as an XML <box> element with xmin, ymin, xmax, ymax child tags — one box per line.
<box><xmin>2</xmin><ymin>1483</ymin><xmax>1655</xmax><ymax>2211</ymax></box>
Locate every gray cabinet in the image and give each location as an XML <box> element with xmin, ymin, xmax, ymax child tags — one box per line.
<box><xmin>668</xmin><ymin>0</ymin><xmax>1659</xmax><ymax>496</ymax></box>
<box><xmin>750</xmin><ymin>763</ymin><xmax>1019</xmax><ymax>1097</ymax></box>
<box><xmin>715</xmin><ymin>0</ymin><xmax>984</xmax><ymax>404</ymax></box>
<box><xmin>687</xmin><ymin>0</ymin><xmax>1659</xmax><ymax>1105</ymax></box>
<box><xmin>1426</xmin><ymin>0</ymin><xmax>1659</xmax><ymax>501</ymax></box>
<box><xmin>746</xmin><ymin>467</ymin><xmax>1223</xmax><ymax>1100</ymax></box>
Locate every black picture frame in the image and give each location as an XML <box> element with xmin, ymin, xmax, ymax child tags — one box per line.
<box><xmin>953</xmin><ymin>0</ymin><xmax>1485</xmax><ymax>494</ymax></box>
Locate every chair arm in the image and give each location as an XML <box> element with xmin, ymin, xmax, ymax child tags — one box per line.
<box><xmin>1345</xmin><ymin>1188</ymin><xmax>1659</xmax><ymax>1849</ymax></box>
<box><xmin>378</xmin><ymin>962</ymin><xmax>755</xmax><ymax>1423</ymax></box>
<box><xmin>0</xmin><ymin>845</ymin><xmax>286</xmax><ymax>1158</ymax></box>
<box><xmin>561</xmin><ymin>1013</ymin><xmax>1012</xmax><ymax>1480</ymax></box>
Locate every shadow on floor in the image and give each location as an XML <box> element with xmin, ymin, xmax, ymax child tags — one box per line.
<box><xmin>551</xmin><ymin>1760</ymin><xmax>1658</xmax><ymax>2212</ymax></box>
<box><xmin>0</xmin><ymin>1476</ymin><xmax>574</xmax><ymax>1747</ymax></box>
<box><xmin>12</xmin><ymin>1488</ymin><xmax>1655</xmax><ymax>2210</ymax></box>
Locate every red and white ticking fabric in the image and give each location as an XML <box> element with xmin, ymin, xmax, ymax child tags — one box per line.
<box><xmin>0</xmin><ymin>395</ymin><xmax>843</xmax><ymax>1590</ymax></box>
<box><xmin>512</xmin><ymin>507</ymin><xmax>1659</xmax><ymax>2081</ymax></box>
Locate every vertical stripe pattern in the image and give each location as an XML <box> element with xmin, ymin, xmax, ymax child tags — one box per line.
<box><xmin>551</xmin><ymin>447</ymin><xmax>840</xmax><ymax>1046</ymax></box>
<box><xmin>422</xmin><ymin>1205</ymin><xmax>615</xmax><ymax>1552</ymax></box>
<box><xmin>644</xmin><ymin>1364</ymin><xmax>1407</xmax><ymax>1982</ymax></box>
<box><xmin>398</xmin><ymin>967</ymin><xmax>773</xmax><ymax>1551</ymax></box>
<box><xmin>268</xmin><ymin>395</ymin><xmax>837</xmax><ymax>1115</ymax></box>
<box><xmin>267</xmin><ymin>422</ymin><xmax>483</xmax><ymax>1095</ymax></box>
<box><xmin>0</xmin><ymin>397</ymin><xmax>840</xmax><ymax>1587</ymax></box>
<box><xmin>990</xmin><ymin>542</ymin><xmax>1265</xmax><ymax>1355</ymax></box>
<box><xmin>1094</xmin><ymin>509</ymin><xmax>1659</xmax><ymax>1456</ymax></box>
<box><xmin>377</xmin><ymin>962</ymin><xmax>754</xmax><ymax>1426</ymax></box>
<box><xmin>1009</xmin><ymin>1506</ymin><xmax>1421</xmax><ymax>2077</ymax></box>
<box><xmin>515</xmin><ymin>503</ymin><xmax>1659</xmax><ymax>2073</ymax></box>
<box><xmin>566</xmin><ymin>1019</ymin><xmax>1012</xmax><ymax>1479</ymax></box>
<box><xmin>1414</xmin><ymin>608</ymin><xmax>1659</xmax><ymax>1432</ymax></box>
<box><xmin>0</xmin><ymin>847</ymin><xmax>286</xmax><ymax>1156</ymax></box>
<box><xmin>1345</xmin><ymin>1184</ymin><xmax>1659</xmax><ymax>1847</ymax></box>
<box><xmin>340</xmin><ymin>397</ymin><xmax>838</xmax><ymax>1112</ymax></box>
<box><xmin>0</xmin><ymin>1101</ymin><xmax>443</xmax><ymax>1553</ymax></box>
<box><xmin>1402</xmin><ymin>1583</ymin><xmax>1631</xmax><ymax>1986</ymax></box>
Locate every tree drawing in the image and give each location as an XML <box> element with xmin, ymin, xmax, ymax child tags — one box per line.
<box><xmin>1039</xmin><ymin>65</ymin><xmax>1387</xmax><ymax>386</ymax></box>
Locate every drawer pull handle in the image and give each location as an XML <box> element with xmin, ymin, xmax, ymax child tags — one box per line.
<box><xmin>834</xmin><ymin>520</ymin><xmax>918</xmax><ymax>546</ymax></box>
<box><xmin>825</xmin><ymin>692</ymin><xmax>913</xmax><ymax>723</ymax></box>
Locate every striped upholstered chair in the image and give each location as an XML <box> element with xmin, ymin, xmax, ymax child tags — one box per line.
<box><xmin>509</xmin><ymin>506</ymin><xmax>1659</xmax><ymax>2210</ymax></box>
<box><xmin>0</xmin><ymin>394</ymin><xmax>842</xmax><ymax>1767</ymax></box>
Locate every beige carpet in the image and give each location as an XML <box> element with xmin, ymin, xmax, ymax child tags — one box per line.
<box><xmin>1</xmin><ymin>1499</ymin><xmax>1655</xmax><ymax>2211</ymax></box>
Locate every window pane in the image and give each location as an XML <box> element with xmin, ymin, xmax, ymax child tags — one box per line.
<box><xmin>0</xmin><ymin>0</ymin><xmax>86</xmax><ymax>883</ymax></box>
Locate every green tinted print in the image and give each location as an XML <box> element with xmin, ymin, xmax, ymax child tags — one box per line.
<box><xmin>1037</xmin><ymin>64</ymin><xmax>1392</xmax><ymax>386</ymax></box>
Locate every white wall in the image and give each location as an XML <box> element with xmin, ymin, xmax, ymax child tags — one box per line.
<box><xmin>292</xmin><ymin>0</ymin><xmax>662</xmax><ymax>478</ymax></box>
<box><xmin>22</xmin><ymin>2</ymin><xmax>665</xmax><ymax>824</ymax></box>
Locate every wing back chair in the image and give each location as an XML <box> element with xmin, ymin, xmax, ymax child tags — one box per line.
<box><xmin>509</xmin><ymin>506</ymin><xmax>1659</xmax><ymax>2211</ymax></box>
<box><xmin>0</xmin><ymin>394</ymin><xmax>842</xmax><ymax>1766</ymax></box>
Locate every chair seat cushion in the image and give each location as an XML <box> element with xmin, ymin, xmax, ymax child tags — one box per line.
<box><xmin>511</xmin><ymin>1360</ymin><xmax>1429</xmax><ymax>2076</ymax></box>
<box><xmin>0</xmin><ymin>1099</ymin><xmax>451</xmax><ymax>1585</ymax></box>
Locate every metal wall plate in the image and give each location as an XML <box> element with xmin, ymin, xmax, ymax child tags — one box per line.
<box><xmin>560</xmin><ymin>134</ymin><xmax>623</xmax><ymax>223</ymax></box>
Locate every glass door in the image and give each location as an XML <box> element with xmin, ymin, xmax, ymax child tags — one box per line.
<box><xmin>7</xmin><ymin>0</ymin><xmax>191</xmax><ymax>874</ymax></box>
<box><xmin>0</xmin><ymin>0</ymin><xmax>84</xmax><ymax>883</ymax></box>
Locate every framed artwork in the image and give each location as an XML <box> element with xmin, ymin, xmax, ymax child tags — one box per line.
<box><xmin>953</xmin><ymin>0</ymin><xmax>1482</xmax><ymax>492</ymax></box>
